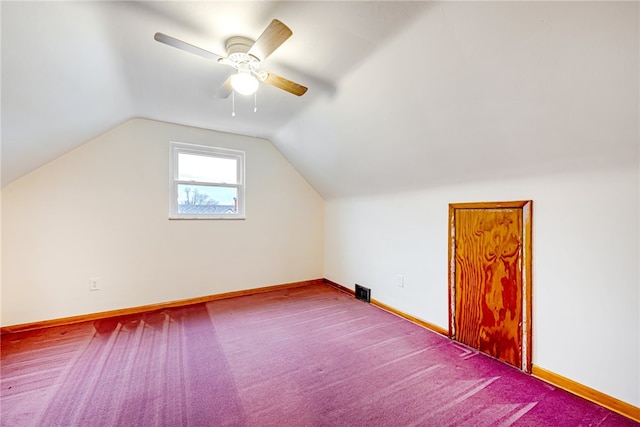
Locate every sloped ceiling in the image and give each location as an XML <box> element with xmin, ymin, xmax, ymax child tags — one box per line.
<box><xmin>2</xmin><ymin>1</ymin><xmax>638</xmax><ymax>198</ymax></box>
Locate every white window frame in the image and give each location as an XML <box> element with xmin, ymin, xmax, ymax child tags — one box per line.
<box><xmin>169</xmin><ymin>142</ymin><xmax>245</xmax><ymax>220</ymax></box>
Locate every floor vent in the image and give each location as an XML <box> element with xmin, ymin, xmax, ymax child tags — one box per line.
<box><xmin>355</xmin><ymin>284</ymin><xmax>371</xmax><ymax>303</ymax></box>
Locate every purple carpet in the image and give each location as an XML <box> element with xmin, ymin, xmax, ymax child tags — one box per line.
<box><xmin>2</xmin><ymin>284</ymin><xmax>637</xmax><ymax>426</ymax></box>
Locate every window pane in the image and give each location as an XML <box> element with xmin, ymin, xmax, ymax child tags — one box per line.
<box><xmin>177</xmin><ymin>184</ymin><xmax>238</xmax><ymax>215</ymax></box>
<box><xmin>178</xmin><ymin>153</ymin><xmax>237</xmax><ymax>184</ymax></box>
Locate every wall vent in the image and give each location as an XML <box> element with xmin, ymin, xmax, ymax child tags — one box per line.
<box><xmin>355</xmin><ymin>284</ymin><xmax>371</xmax><ymax>303</ymax></box>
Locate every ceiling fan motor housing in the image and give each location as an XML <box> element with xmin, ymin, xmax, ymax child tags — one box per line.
<box><xmin>225</xmin><ymin>36</ymin><xmax>260</xmax><ymax>67</ymax></box>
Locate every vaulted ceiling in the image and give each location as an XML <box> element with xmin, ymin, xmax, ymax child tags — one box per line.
<box><xmin>2</xmin><ymin>1</ymin><xmax>638</xmax><ymax>198</ymax></box>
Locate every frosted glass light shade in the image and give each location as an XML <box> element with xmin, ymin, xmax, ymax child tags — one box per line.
<box><xmin>230</xmin><ymin>72</ymin><xmax>259</xmax><ymax>95</ymax></box>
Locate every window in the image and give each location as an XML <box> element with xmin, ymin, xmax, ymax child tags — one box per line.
<box><xmin>169</xmin><ymin>142</ymin><xmax>245</xmax><ymax>219</ymax></box>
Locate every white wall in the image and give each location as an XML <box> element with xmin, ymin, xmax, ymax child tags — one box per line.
<box><xmin>1</xmin><ymin>118</ymin><xmax>324</xmax><ymax>326</ymax></box>
<box><xmin>325</xmin><ymin>166</ymin><xmax>639</xmax><ymax>407</ymax></box>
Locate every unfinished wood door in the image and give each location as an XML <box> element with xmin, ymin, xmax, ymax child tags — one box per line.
<box><xmin>448</xmin><ymin>201</ymin><xmax>532</xmax><ymax>372</ymax></box>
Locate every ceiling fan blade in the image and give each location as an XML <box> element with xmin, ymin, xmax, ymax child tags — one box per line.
<box><xmin>154</xmin><ymin>32</ymin><xmax>222</xmax><ymax>61</ymax></box>
<box><xmin>247</xmin><ymin>19</ymin><xmax>292</xmax><ymax>62</ymax></box>
<box><xmin>262</xmin><ymin>72</ymin><xmax>308</xmax><ymax>96</ymax></box>
<box><xmin>215</xmin><ymin>76</ymin><xmax>233</xmax><ymax>99</ymax></box>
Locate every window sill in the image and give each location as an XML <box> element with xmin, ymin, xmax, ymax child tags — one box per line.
<box><xmin>168</xmin><ymin>215</ymin><xmax>246</xmax><ymax>220</ymax></box>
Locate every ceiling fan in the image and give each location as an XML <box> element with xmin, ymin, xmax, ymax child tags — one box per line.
<box><xmin>154</xmin><ymin>19</ymin><xmax>307</xmax><ymax>98</ymax></box>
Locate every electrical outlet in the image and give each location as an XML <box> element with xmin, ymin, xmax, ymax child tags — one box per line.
<box><xmin>89</xmin><ymin>278</ymin><xmax>100</xmax><ymax>291</ymax></box>
<box><xmin>397</xmin><ymin>274</ymin><xmax>404</xmax><ymax>288</ymax></box>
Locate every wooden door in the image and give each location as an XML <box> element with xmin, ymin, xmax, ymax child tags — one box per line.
<box><xmin>448</xmin><ymin>201</ymin><xmax>532</xmax><ymax>372</ymax></box>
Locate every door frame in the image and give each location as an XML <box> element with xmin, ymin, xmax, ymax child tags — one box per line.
<box><xmin>448</xmin><ymin>200</ymin><xmax>533</xmax><ymax>372</ymax></box>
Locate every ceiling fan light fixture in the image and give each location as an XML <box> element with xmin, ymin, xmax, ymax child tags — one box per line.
<box><xmin>156</xmin><ymin>20</ymin><xmax>307</xmax><ymax>98</ymax></box>
<box><xmin>230</xmin><ymin>71</ymin><xmax>259</xmax><ymax>96</ymax></box>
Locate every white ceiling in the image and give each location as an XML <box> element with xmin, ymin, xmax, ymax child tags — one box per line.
<box><xmin>2</xmin><ymin>1</ymin><xmax>638</xmax><ymax>198</ymax></box>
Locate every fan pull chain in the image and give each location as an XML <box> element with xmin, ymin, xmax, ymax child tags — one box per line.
<box><xmin>231</xmin><ymin>91</ymin><xmax>236</xmax><ymax>117</ymax></box>
<box><xmin>254</xmin><ymin>90</ymin><xmax>257</xmax><ymax>113</ymax></box>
